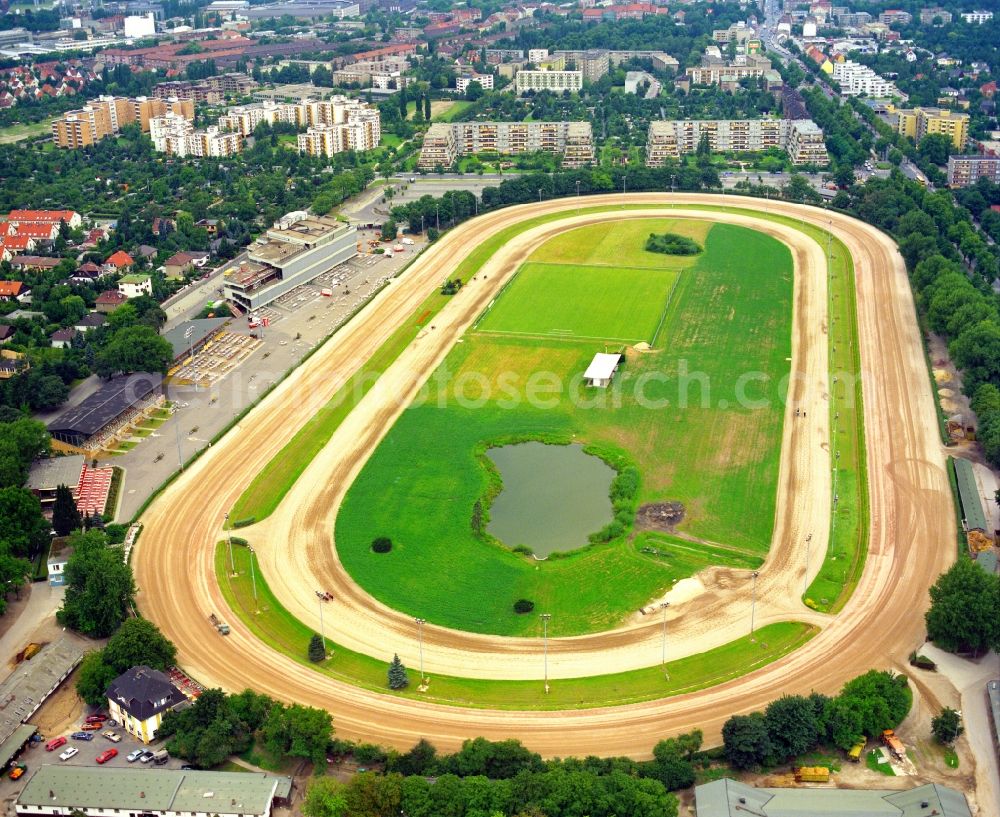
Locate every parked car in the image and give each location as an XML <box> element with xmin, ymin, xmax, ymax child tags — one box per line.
<box><xmin>70</xmin><ymin>732</ymin><xmax>94</xmax><ymax>741</ymax></box>
<box><xmin>138</xmin><ymin>750</ymin><xmax>155</xmax><ymax>764</ymax></box>
<box><xmin>126</xmin><ymin>749</ymin><xmax>144</xmax><ymax>763</ymax></box>
<box><xmin>96</xmin><ymin>749</ymin><xmax>118</xmax><ymax>765</ymax></box>
<box><xmin>81</xmin><ymin>722</ymin><xmax>103</xmax><ymax>731</ymax></box>
<box><xmin>102</xmin><ymin>730</ymin><xmax>121</xmax><ymax>742</ymax></box>
<box><xmin>84</xmin><ymin>715</ymin><xmax>106</xmax><ymax>724</ymax></box>
<box><xmin>29</xmin><ymin>734</ymin><xmax>43</xmax><ymax>744</ymax></box>
<box><xmin>8</xmin><ymin>763</ymin><xmax>25</xmax><ymax>780</ymax></box>
<box><xmin>45</xmin><ymin>737</ymin><xmax>66</xmax><ymax>752</ymax></box>
<box><xmin>152</xmin><ymin>749</ymin><xmax>169</xmax><ymax>765</ymax></box>
<box><xmin>59</xmin><ymin>747</ymin><xmax>78</xmax><ymax>761</ymax></box>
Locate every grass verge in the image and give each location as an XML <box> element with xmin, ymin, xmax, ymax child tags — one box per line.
<box><xmin>217</xmin><ymin>541</ymin><xmax>816</xmax><ymax>709</ymax></box>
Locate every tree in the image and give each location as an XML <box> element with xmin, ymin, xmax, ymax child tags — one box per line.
<box><xmin>0</xmin><ymin>488</ymin><xmax>49</xmax><ymax>557</ymax></box>
<box><xmin>950</xmin><ymin>320</ymin><xmax>1000</xmax><ymax>393</ymax></box>
<box><xmin>722</xmin><ymin>712</ymin><xmax>772</xmax><ymax>770</ymax></box>
<box><xmin>303</xmin><ymin>777</ymin><xmax>349</xmax><ymax>817</ymax></box>
<box><xmin>765</xmin><ymin>695</ymin><xmax>820</xmax><ymax>760</ymax></box>
<box><xmin>925</xmin><ymin>558</ymin><xmax>1000</xmax><ymax>654</ymax></box>
<box><xmin>380</xmin><ymin>219</ymin><xmax>397</xmax><ymax>241</ymax></box>
<box><xmin>931</xmin><ymin>707</ymin><xmax>963</xmax><ymax>744</ymax></box>
<box><xmin>76</xmin><ymin>649</ymin><xmax>119</xmax><ymax>706</ymax></box>
<box><xmin>309</xmin><ymin>633</ymin><xmax>325</xmax><ymax>663</ymax></box>
<box><xmin>95</xmin><ymin>325</ymin><xmax>173</xmax><ymax>378</ymax></box>
<box><xmin>388</xmin><ymin>653</ymin><xmax>409</xmax><ymax>689</ymax></box>
<box><xmin>424</xmin><ymin>93</ymin><xmax>431</xmax><ymax>120</ymax></box>
<box><xmin>52</xmin><ymin>484</ymin><xmax>81</xmax><ymax>537</ymax></box>
<box><xmin>262</xmin><ymin>703</ymin><xmax>333</xmax><ymax>765</ymax></box>
<box><xmin>57</xmin><ymin>530</ymin><xmax>136</xmax><ymax>637</ymax></box>
<box><xmin>465</xmin><ymin>81</ymin><xmax>484</xmax><ymax>101</ymax></box>
<box><xmin>104</xmin><ymin>617</ymin><xmax>177</xmax><ymax>672</ymax></box>
<box><xmin>918</xmin><ymin>133</ymin><xmax>953</xmax><ymax>167</ymax></box>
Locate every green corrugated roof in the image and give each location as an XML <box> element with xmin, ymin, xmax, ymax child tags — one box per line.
<box><xmin>18</xmin><ymin>766</ymin><xmax>289</xmax><ymax>815</ymax></box>
<box><xmin>953</xmin><ymin>457</ymin><xmax>988</xmax><ymax>532</ymax></box>
<box><xmin>0</xmin><ymin>724</ymin><xmax>35</xmax><ymax>769</ymax></box>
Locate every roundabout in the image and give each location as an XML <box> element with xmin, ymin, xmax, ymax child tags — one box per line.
<box><xmin>133</xmin><ymin>194</ymin><xmax>954</xmax><ymax>755</ymax></box>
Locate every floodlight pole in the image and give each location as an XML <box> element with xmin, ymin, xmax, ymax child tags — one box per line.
<box><xmin>415</xmin><ymin>617</ymin><xmax>425</xmax><ymax>681</ymax></box>
<box><xmin>804</xmin><ymin>534</ymin><xmax>812</xmax><ymax>596</ymax></box>
<box><xmin>319</xmin><ymin>596</ymin><xmax>326</xmax><ymax>654</ymax></box>
<box><xmin>541</xmin><ymin>613</ymin><xmax>552</xmax><ymax>693</ymax></box>
<box><xmin>248</xmin><ymin>545</ymin><xmax>258</xmax><ymax>608</ymax></box>
<box><xmin>224</xmin><ymin>512</ymin><xmax>235</xmax><ymax>575</ymax></box>
<box><xmin>660</xmin><ymin>602</ymin><xmax>670</xmax><ymax>678</ymax></box>
<box><xmin>750</xmin><ymin>571</ymin><xmax>759</xmax><ymax>638</ymax></box>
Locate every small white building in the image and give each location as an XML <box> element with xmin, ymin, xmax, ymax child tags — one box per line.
<box><xmin>584</xmin><ymin>352</ymin><xmax>623</xmax><ymax>388</ymax></box>
<box><xmin>117</xmin><ymin>274</ymin><xmax>153</xmax><ymax>299</ymax></box>
<box><xmin>456</xmin><ymin>73</ymin><xmax>494</xmax><ymax>93</ymax></box>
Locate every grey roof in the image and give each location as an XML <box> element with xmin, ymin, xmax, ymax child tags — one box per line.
<box><xmin>18</xmin><ymin>766</ymin><xmax>291</xmax><ymax>816</ymax></box>
<box><xmin>989</xmin><ymin>679</ymin><xmax>1000</xmax><ymax>747</ymax></box>
<box><xmin>105</xmin><ymin>666</ymin><xmax>185</xmax><ymax>721</ymax></box>
<box><xmin>953</xmin><ymin>457</ymin><xmax>988</xmax><ymax>532</ymax></box>
<box><xmin>47</xmin><ymin>373</ymin><xmax>162</xmax><ymax>441</ymax></box>
<box><xmin>74</xmin><ymin>312</ymin><xmax>107</xmax><ymax>328</ymax></box>
<box><xmin>694</xmin><ymin>779</ymin><xmax>973</xmax><ymax>817</ymax></box>
<box><xmin>160</xmin><ymin>318</ymin><xmax>228</xmax><ymax>361</ymax></box>
<box><xmin>26</xmin><ymin>455</ymin><xmax>84</xmax><ymax>492</ymax></box>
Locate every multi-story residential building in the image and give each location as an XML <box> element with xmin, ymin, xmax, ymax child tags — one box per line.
<box><xmin>686</xmin><ymin>63</ymin><xmax>769</xmax><ymax>85</ymax></box>
<box><xmin>919</xmin><ymin>7</ymin><xmax>953</xmax><ymax>23</ymax></box>
<box><xmin>947</xmin><ymin>155</ymin><xmax>1000</xmax><ymax>187</ymax></box>
<box><xmin>960</xmin><ymin>10</ymin><xmax>993</xmax><ymax>23</ymax></box>
<box><xmin>554</xmin><ymin>49</ymin><xmax>610</xmax><ymax>81</ymax></box>
<box><xmin>456</xmin><ymin>73</ymin><xmax>494</xmax><ymax>94</ymax></box>
<box><xmin>878</xmin><ymin>9</ymin><xmax>912</xmax><ymax>25</ymax></box>
<box><xmin>417</xmin><ymin>121</ymin><xmax>594</xmax><ymax>169</ymax></box>
<box><xmin>831</xmin><ymin>60</ymin><xmax>901</xmax><ymax>97</ymax></box>
<box><xmin>895</xmin><ymin>106</ymin><xmax>969</xmax><ymax>148</ymax></box>
<box><xmin>52</xmin><ymin>95</ymin><xmax>193</xmax><ymax>148</ymax></box>
<box><xmin>514</xmin><ymin>70</ymin><xmax>583</xmax><ymax>94</ymax></box>
<box><xmin>223</xmin><ymin>215</ymin><xmax>358</xmax><ymax>310</ymax></box>
<box><xmin>835</xmin><ymin>10</ymin><xmax>872</xmax><ymax>27</ymax></box>
<box><xmin>646</xmin><ymin>119</ymin><xmax>828</xmax><ymax>166</ymax></box>
<box><xmin>150</xmin><ymin>113</ymin><xmax>243</xmax><ymax>157</ymax></box>
<box><xmin>486</xmin><ymin>48</ymin><xmax>524</xmax><ymax>64</ymax></box>
<box><xmin>297</xmin><ymin>107</ymin><xmax>381</xmax><ymax>156</ymax></box>
<box><xmin>527</xmin><ymin>48</ymin><xmax>549</xmax><ymax>63</ymax></box>
<box><xmin>606</xmin><ymin>50</ymin><xmax>679</xmax><ymax>72</ymax></box>
<box><xmin>152</xmin><ymin>74</ymin><xmax>257</xmax><ymax>105</ymax></box>
<box><xmin>712</xmin><ymin>22</ymin><xmax>753</xmax><ymax>43</ymax></box>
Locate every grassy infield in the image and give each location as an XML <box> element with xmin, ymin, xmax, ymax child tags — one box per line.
<box><xmin>221</xmin><ymin>203</ymin><xmax>865</xmax><ymax>706</ymax></box>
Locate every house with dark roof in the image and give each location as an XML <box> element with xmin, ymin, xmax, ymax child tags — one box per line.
<box><xmin>0</xmin><ymin>326</ymin><xmax>13</xmax><ymax>342</ymax></box>
<box><xmin>50</xmin><ymin>328</ymin><xmax>77</xmax><ymax>349</ymax></box>
<box><xmin>73</xmin><ymin>313</ymin><xmax>106</xmax><ymax>333</ymax></box>
<box><xmin>95</xmin><ymin>290</ymin><xmax>128</xmax><ymax>313</ymax></box>
<box><xmin>105</xmin><ymin>666</ymin><xmax>186</xmax><ymax>744</ymax></box>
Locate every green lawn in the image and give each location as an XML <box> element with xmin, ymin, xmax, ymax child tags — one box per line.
<box><xmin>432</xmin><ymin>100</ymin><xmax>472</xmax><ymax>122</ymax></box>
<box><xmin>0</xmin><ymin>118</ymin><xmax>54</xmax><ymax>145</ymax></box>
<box><xmin>336</xmin><ymin>220</ymin><xmax>793</xmax><ymax>635</ymax></box>
<box><xmin>218</xmin><ymin>541</ymin><xmax>816</xmax><ymax>709</ymax></box>
<box><xmin>476</xmin><ymin>262</ymin><xmax>679</xmax><ymax>343</ymax></box>
<box><xmin>529</xmin><ymin>218</ymin><xmax>708</xmax><ymax>269</ymax></box>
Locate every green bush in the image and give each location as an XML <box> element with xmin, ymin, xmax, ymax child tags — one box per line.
<box><xmin>513</xmin><ymin>599</ymin><xmax>535</xmax><ymax>614</ymax></box>
<box><xmin>232</xmin><ymin>517</ymin><xmax>255</xmax><ymax>528</ymax></box>
<box><xmin>229</xmin><ymin>536</ymin><xmax>249</xmax><ymax>546</ymax></box>
<box><xmin>372</xmin><ymin>537</ymin><xmax>392</xmax><ymax>553</ymax></box>
<box><xmin>645</xmin><ymin>232</ymin><xmax>703</xmax><ymax>256</ymax></box>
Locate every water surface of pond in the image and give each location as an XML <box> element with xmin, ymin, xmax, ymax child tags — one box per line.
<box><xmin>485</xmin><ymin>441</ymin><xmax>615</xmax><ymax>557</ymax></box>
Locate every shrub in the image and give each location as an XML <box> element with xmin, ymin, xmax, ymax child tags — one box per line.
<box><xmin>512</xmin><ymin>544</ymin><xmax>533</xmax><ymax>556</ymax></box>
<box><xmin>232</xmin><ymin>517</ymin><xmax>255</xmax><ymax>528</ymax></box>
<box><xmin>229</xmin><ymin>536</ymin><xmax>248</xmax><ymax>546</ymax></box>
<box><xmin>372</xmin><ymin>537</ymin><xmax>392</xmax><ymax>553</ymax></box>
<box><xmin>645</xmin><ymin>232</ymin><xmax>702</xmax><ymax>256</ymax></box>
<box><xmin>308</xmin><ymin>634</ymin><xmax>325</xmax><ymax>663</ymax></box>
<box><xmin>513</xmin><ymin>599</ymin><xmax>534</xmax><ymax>614</ymax></box>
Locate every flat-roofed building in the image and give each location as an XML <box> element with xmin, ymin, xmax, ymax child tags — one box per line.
<box><xmin>47</xmin><ymin>373</ymin><xmax>163</xmax><ymax>449</ymax></box>
<box><xmin>52</xmin><ymin>95</ymin><xmax>193</xmax><ymax>148</ymax></box>
<box><xmin>554</xmin><ymin>49</ymin><xmax>610</xmax><ymax>81</ymax></box>
<box><xmin>456</xmin><ymin>73</ymin><xmax>494</xmax><ymax>94</ymax></box>
<box><xmin>896</xmin><ymin>106</ymin><xmax>969</xmax><ymax>149</ymax></box>
<box><xmin>224</xmin><ymin>215</ymin><xmax>358</xmax><ymax>311</ymax></box>
<box><xmin>16</xmin><ymin>766</ymin><xmax>292</xmax><ymax>817</ymax></box>
<box><xmin>514</xmin><ymin>69</ymin><xmax>582</xmax><ymax>95</ymax></box>
<box><xmin>418</xmin><ymin>121</ymin><xmax>594</xmax><ymax>169</ymax></box>
<box><xmin>646</xmin><ymin>118</ymin><xmax>827</xmax><ymax>166</ymax></box>
<box><xmin>150</xmin><ymin>114</ymin><xmax>243</xmax><ymax>157</ymax></box>
<box><xmin>948</xmin><ymin>155</ymin><xmax>1000</xmax><ymax>187</ymax></box>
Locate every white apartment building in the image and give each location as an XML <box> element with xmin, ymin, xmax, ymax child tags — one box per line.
<box><xmin>646</xmin><ymin>119</ymin><xmax>828</xmax><ymax>166</ymax></box>
<box><xmin>456</xmin><ymin>73</ymin><xmax>494</xmax><ymax>93</ymax></box>
<box><xmin>418</xmin><ymin>121</ymin><xmax>594</xmax><ymax>169</ymax></box>
<box><xmin>514</xmin><ymin>70</ymin><xmax>583</xmax><ymax>94</ymax></box>
<box><xmin>527</xmin><ymin>48</ymin><xmax>549</xmax><ymax>63</ymax></box>
<box><xmin>831</xmin><ymin>60</ymin><xmax>900</xmax><ymax>97</ymax></box>
<box><xmin>149</xmin><ymin>113</ymin><xmax>243</xmax><ymax>157</ymax></box>
<box><xmin>960</xmin><ymin>10</ymin><xmax>993</xmax><ymax>23</ymax></box>
<box><xmin>123</xmin><ymin>12</ymin><xmax>155</xmax><ymax>37</ymax></box>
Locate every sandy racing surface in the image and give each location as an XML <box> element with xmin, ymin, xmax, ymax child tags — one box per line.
<box><xmin>133</xmin><ymin>194</ymin><xmax>954</xmax><ymax>755</ymax></box>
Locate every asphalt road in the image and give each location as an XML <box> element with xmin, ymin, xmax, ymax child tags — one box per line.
<box><xmin>132</xmin><ymin>194</ymin><xmax>953</xmax><ymax>761</ymax></box>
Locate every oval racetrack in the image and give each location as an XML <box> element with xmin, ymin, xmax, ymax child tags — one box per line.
<box><xmin>133</xmin><ymin>194</ymin><xmax>953</xmax><ymax>756</ymax></box>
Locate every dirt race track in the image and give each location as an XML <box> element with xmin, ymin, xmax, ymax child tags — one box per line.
<box><xmin>134</xmin><ymin>194</ymin><xmax>954</xmax><ymax>757</ymax></box>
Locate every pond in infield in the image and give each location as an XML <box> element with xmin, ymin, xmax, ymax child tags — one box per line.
<box><xmin>485</xmin><ymin>441</ymin><xmax>615</xmax><ymax>558</ymax></box>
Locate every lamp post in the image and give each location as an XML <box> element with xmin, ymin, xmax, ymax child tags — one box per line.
<box><xmin>538</xmin><ymin>187</ymin><xmax>542</xmax><ymax>203</ymax></box>
<box><xmin>224</xmin><ymin>512</ymin><xmax>235</xmax><ymax>575</ymax></box>
<box><xmin>435</xmin><ymin>203</ymin><xmax>440</xmax><ymax>231</ymax></box>
<box><xmin>750</xmin><ymin>570</ymin><xmax>759</xmax><ymax>638</ymax></box>
<box><xmin>659</xmin><ymin>602</ymin><xmax>670</xmax><ymax>678</ymax></box>
<box><xmin>670</xmin><ymin>174</ymin><xmax>676</xmax><ymax>194</ymax></box>
<box><xmin>415</xmin><ymin>617</ymin><xmax>426</xmax><ymax>682</ymax></box>
<box><xmin>541</xmin><ymin>613</ymin><xmax>552</xmax><ymax>693</ymax></box>
<box><xmin>575</xmin><ymin>179</ymin><xmax>581</xmax><ymax>199</ymax></box>
<box><xmin>319</xmin><ymin>594</ymin><xmax>327</xmax><ymax>655</ymax></box>
<box><xmin>804</xmin><ymin>533</ymin><xmax>812</xmax><ymax>596</ymax></box>
<box><xmin>248</xmin><ymin>545</ymin><xmax>258</xmax><ymax>610</ymax></box>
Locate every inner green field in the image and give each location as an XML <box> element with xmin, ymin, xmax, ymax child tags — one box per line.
<box><xmin>335</xmin><ymin>218</ymin><xmax>794</xmax><ymax>636</ymax></box>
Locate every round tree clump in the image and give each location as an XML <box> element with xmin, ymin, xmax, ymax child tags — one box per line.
<box><xmin>513</xmin><ymin>599</ymin><xmax>535</xmax><ymax>614</ymax></box>
<box><xmin>372</xmin><ymin>537</ymin><xmax>392</xmax><ymax>553</ymax></box>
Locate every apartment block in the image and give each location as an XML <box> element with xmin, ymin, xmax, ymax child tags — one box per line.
<box><xmin>947</xmin><ymin>155</ymin><xmax>1000</xmax><ymax>187</ymax></box>
<box><xmin>153</xmin><ymin>73</ymin><xmax>258</xmax><ymax>104</ymax></box>
<box><xmin>513</xmin><ymin>70</ymin><xmax>583</xmax><ymax>95</ymax></box>
<box><xmin>919</xmin><ymin>7</ymin><xmax>952</xmax><ymax>24</ymax></box>
<box><xmin>150</xmin><ymin>113</ymin><xmax>242</xmax><ymax>157</ymax></box>
<box><xmin>831</xmin><ymin>60</ymin><xmax>900</xmax><ymax>97</ymax></box>
<box><xmin>417</xmin><ymin>121</ymin><xmax>594</xmax><ymax>169</ymax></box>
<box><xmin>646</xmin><ymin>119</ymin><xmax>828</xmax><ymax>166</ymax></box>
<box><xmin>52</xmin><ymin>95</ymin><xmax>192</xmax><ymax>148</ymax></box>
<box><xmin>960</xmin><ymin>10</ymin><xmax>992</xmax><ymax>24</ymax></box>
<box><xmin>896</xmin><ymin>106</ymin><xmax>969</xmax><ymax>148</ymax></box>
<box><xmin>456</xmin><ymin>73</ymin><xmax>494</xmax><ymax>94</ymax></box>
<box><xmin>554</xmin><ymin>49</ymin><xmax>610</xmax><ymax>81</ymax></box>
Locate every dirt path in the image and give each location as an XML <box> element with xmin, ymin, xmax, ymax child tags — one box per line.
<box><xmin>132</xmin><ymin>195</ymin><xmax>952</xmax><ymax>757</ymax></box>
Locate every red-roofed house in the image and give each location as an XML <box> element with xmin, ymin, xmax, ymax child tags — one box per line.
<box><xmin>982</xmin><ymin>81</ymin><xmax>997</xmax><ymax>99</ymax></box>
<box><xmin>104</xmin><ymin>250</ymin><xmax>135</xmax><ymax>273</ymax></box>
<box><xmin>0</xmin><ymin>235</ymin><xmax>37</xmax><ymax>253</ymax></box>
<box><xmin>7</xmin><ymin>209</ymin><xmax>81</xmax><ymax>229</ymax></box>
<box><xmin>95</xmin><ymin>290</ymin><xmax>128</xmax><ymax>313</ymax></box>
<box><xmin>0</xmin><ymin>281</ymin><xmax>30</xmax><ymax>303</ymax></box>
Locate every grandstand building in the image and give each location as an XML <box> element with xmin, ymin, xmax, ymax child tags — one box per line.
<box><xmin>223</xmin><ymin>214</ymin><xmax>357</xmax><ymax>311</ymax></box>
<box><xmin>418</xmin><ymin>121</ymin><xmax>594</xmax><ymax>169</ymax></box>
<box><xmin>47</xmin><ymin>373</ymin><xmax>164</xmax><ymax>450</ymax></box>
<box><xmin>646</xmin><ymin>119</ymin><xmax>828</xmax><ymax>166</ymax></box>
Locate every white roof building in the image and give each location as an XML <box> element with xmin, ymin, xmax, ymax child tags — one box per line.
<box><xmin>584</xmin><ymin>353</ymin><xmax>623</xmax><ymax>388</ymax></box>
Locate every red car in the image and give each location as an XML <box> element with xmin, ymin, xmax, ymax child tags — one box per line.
<box><xmin>45</xmin><ymin>736</ymin><xmax>66</xmax><ymax>752</ymax></box>
<box><xmin>96</xmin><ymin>748</ymin><xmax>117</xmax><ymax>764</ymax></box>
<box><xmin>81</xmin><ymin>722</ymin><xmax>102</xmax><ymax>731</ymax></box>
<box><xmin>84</xmin><ymin>715</ymin><xmax>106</xmax><ymax>725</ymax></box>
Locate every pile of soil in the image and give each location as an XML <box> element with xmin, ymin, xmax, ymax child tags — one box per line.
<box><xmin>635</xmin><ymin>502</ymin><xmax>685</xmax><ymax>532</ymax></box>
